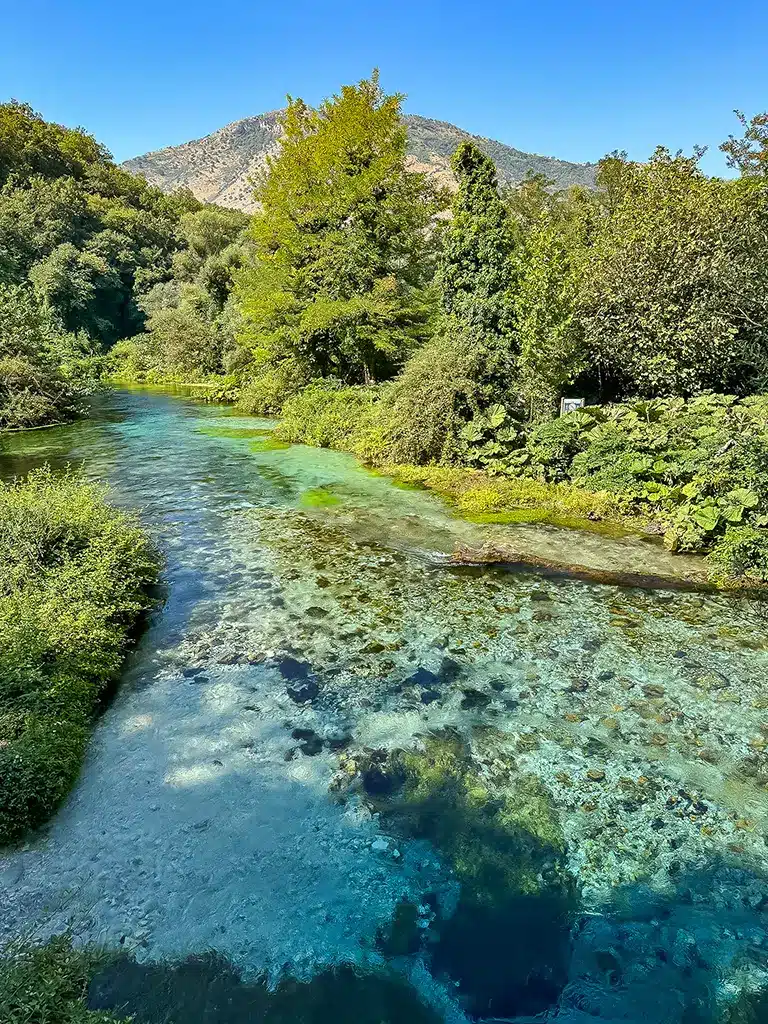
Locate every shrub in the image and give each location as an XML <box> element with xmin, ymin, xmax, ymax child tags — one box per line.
<box><xmin>236</xmin><ymin>358</ymin><xmax>309</xmax><ymax>416</ymax></box>
<box><xmin>708</xmin><ymin>526</ymin><xmax>768</xmax><ymax>587</ymax></box>
<box><xmin>0</xmin><ymin>468</ymin><xmax>160</xmax><ymax>845</ymax></box>
<box><xmin>379</xmin><ymin>333</ymin><xmax>514</xmax><ymax>465</ymax></box>
<box><xmin>278</xmin><ymin>380</ymin><xmax>381</xmax><ymax>451</ymax></box>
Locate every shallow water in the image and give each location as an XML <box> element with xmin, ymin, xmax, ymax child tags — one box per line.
<box><xmin>1</xmin><ymin>388</ymin><xmax>768</xmax><ymax>1024</ymax></box>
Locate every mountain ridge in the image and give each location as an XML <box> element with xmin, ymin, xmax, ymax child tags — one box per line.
<box><xmin>123</xmin><ymin>111</ymin><xmax>598</xmax><ymax>212</ymax></box>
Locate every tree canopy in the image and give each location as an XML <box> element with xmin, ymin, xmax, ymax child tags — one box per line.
<box><xmin>235</xmin><ymin>72</ymin><xmax>446</xmax><ymax>393</ymax></box>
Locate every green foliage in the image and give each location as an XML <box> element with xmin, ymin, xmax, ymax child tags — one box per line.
<box><xmin>235</xmin><ymin>72</ymin><xmax>444</xmax><ymax>401</ymax></box>
<box><xmin>0</xmin><ymin>936</ymin><xmax>126</xmax><ymax>1024</ymax></box>
<box><xmin>575</xmin><ymin>149</ymin><xmax>768</xmax><ymax>398</ymax></box>
<box><xmin>235</xmin><ymin>357</ymin><xmax>309</xmax><ymax>415</ymax></box>
<box><xmin>0</xmin><ymin>101</ymin><xmax>109</xmax><ymax>188</ymax></box>
<box><xmin>379</xmin><ymin>333</ymin><xmax>511</xmax><ymax>465</ymax></box>
<box><xmin>385</xmin><ymin>464</ymin><xmax>627</xmax><ymax>525</ymax></box>
<box><xmin>0</xmin><ymin>284</ymin><xmax>100</xmax><ymax>429</ymax></box>
<box><xmin>720</xmin><ymin>109</ymin><xmax>768</xmax><ymax>177</ymax></box>
<box><xmin>460</xmin><ymin>393</ymin><xmax>768</xmax><ymax>567</ymax></box>
<box><xmin>278</xmin><ymin>380</ymin><xmax>381</xmax><ymax>452</ymax></box>
<box><xmin>706</xmin><ymin>527</ymin><xmax>768</xmax><ymax>587</ymax></box>
<box><xmin>0</xmin><ymin>468</ymin><xmax>160</xmax><ymax>845</ymax></box>
<box><xmin>0</xmin><ymin>100</ymin><xmax>204</xmax><ymax>425</ymax></box>
<box><xmin>438</xmin><ymin>141</ymin><xmax>517</xmax><ymax>344</ymax></box>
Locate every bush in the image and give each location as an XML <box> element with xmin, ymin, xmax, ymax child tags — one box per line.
<box><xmin>0</xmin><ymin>468</ymin><xmax>160</xmax><ymax>845</ymax></box>
<box><xmin>708</xmin><ymin>526</ymin><xmax>768</xmax><ymax>587</ymax></box>
<box><xmin>236</xmin><ymin>358</ymin><xmax>309</xmax><ymax>416</ymax></box>
<box><xmin>278</xmin><ymin>380</ymin><xmax>382</xmax><ymax>452</ymax></box>
<box><xmin>379</xmin><ymin>333</ymin><xmax>514</xmax><ymax>465</ymax></box>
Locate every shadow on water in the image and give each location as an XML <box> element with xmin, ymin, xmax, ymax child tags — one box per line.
<box><xmin>84</xmin><ymin>854</ymin><xmax>768</xmax><ymax>1024</ymax></box>
<box><xmin>336</xmin><ymin>729</ymin><xmax>768</xmax><ymax>1024</ymax></box>
<box><xmin>88</xmin><ymin>956</ymin><xmax>443</xmax><ymax>1024</ymax></box>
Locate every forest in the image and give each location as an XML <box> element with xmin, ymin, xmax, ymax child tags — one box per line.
<box><xmin>2</xmin><ymin>80</ymin><xmax>768</xmax><ymax>580</ymax></box>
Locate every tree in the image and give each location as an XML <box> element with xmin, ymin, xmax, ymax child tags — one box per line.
<box><xmin>721</xmin><ymin>110</ymin><xmax>768</xmax><ymax>177</ymax></box>
<box><xmin>437</xmin><ymin>141</ymin><xmax>517</xmax><ymax>345</ymax></box>
<box><xmin>575</xmin><ymin>148</ymin><xmax>768</xmax><ymax>398</ymax></box>
<box><xmin>236</xmin><ymin>72</ymin><xmax>445</xmax><ymax>391</ymax></box>
<box><xmin>0</xmin><ymin>285</ymin><xmax>83</xmax><ymax>428</ymax></box>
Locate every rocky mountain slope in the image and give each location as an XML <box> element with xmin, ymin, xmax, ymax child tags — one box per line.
<box><xmin>123</xmin><ymin>111</ymin><xmax>598</xmax><ymax>211</ymax></box>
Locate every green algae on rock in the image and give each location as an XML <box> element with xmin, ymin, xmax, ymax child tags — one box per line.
<box><xmin>338</xmin><ymin>730</ymin><xmax>577</xmax><ymax>1018</ymax></box>
<box><xmin>299</xmin><ymin>487</ymin><xmax>342</xmax><ymax>508</ymax></box>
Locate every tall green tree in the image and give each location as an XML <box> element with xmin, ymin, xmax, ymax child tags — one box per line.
<box><xmin>380</xmin><ymin>143</ymin><xmax>519</xmax><ymax>462</ymax></box>
<box><xmin>236</xmin><ymin>72</ymin><xmax>445</xmax><ymax>392</ymax></box>
<box><xmin>437</xmin><ymin>140</ymin><xmax>517</xmax><ymax>347</ymax></box>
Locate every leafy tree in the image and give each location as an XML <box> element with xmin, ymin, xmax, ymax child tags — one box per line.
<box><xmin>721</xmin><ymin>110</ymin><xmax>768</xmax><ymax>177</ymax></box>
<box><xmin>0</xmin><ymin>100</ymin><xmax>109</xmax><ymax>187</ymax></box>
<box><xmin>236</xmin><ymin>72</ymin><xmax>445</xmax><ymax>390</ymax></box>
<box><xmin>575</xmin><ymin>147</ymin><xmax>768</xmax><ymax>398</ymax></box>
<box><xmin>0</xmin><ymin>101</ymin><xmax>206</xmax><ymax>422</ymax></box>
<box><xmin>0</xmin><ymin>285</ymin><xmax>88</xmax><ymax>428</ymax></box>
<box><xmin>515</xmin><ymin>223</ymin><xmax>582</xmax><ymax>417</ymax></box>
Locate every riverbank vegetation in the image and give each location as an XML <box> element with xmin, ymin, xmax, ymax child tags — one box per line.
<box><xmin>5</xmin><ymin>82</ymin><xmax>768</xmax><ymax>582</ymax></box>
<box><xmin>0</xmin><ymin>936</ymin><xmax>125</xmax><ymax>1023</ymax></box>
<box><xmin>126</xmin><ymin>75</ymin><xmax>768</xmax><ymax>581</ymax></box>
<box><xmin>0</xmin><ymin>100</ymin><xmax>240</xmax><ymax>427</ymax></box>
<box><xmin>0</xmin><ymin>469</ymin><xmax>160</xmax><ymax>846</ymax></box>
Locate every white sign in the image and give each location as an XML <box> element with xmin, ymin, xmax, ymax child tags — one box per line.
<box><xmin>560</xmin><ymin>397</ymin><xmax>585</xmax><ymax>416</ymax></box>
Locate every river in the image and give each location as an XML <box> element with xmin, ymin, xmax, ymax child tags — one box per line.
<box><xmin>1</xmin><ymin>388</ymin><xmax>768</xmax><ymax>1023</ymax></box>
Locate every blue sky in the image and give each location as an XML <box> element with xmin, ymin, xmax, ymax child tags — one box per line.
<box><xmin>1</xmin><ymin>0</ymin><xmax>765</xmax><ymax>175</ymax></box>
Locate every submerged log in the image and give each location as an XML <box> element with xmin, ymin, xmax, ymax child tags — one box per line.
<box><xmin>447</xmin><ymin>542</ymin><xmax>713</xmax><ymax>593</ymax></box>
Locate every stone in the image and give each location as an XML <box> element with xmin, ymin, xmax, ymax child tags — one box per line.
<box><xmin>568</xmin><ymin>679</ymin><xmax>589</xmax><ymax>693</ymax></box>
<box><xmin>586</xmin><ymin>769</ymin><xmax>606</xmax><ymax>782</ymax></box>
<box><xmin>460</xmin><ymin>689</ymin><xmax>492</xmax><ymax>710</ymax></box>
<box><xmin>643</xmin><ymin>684</ymin><xmax>665</xmax><ymax>697</ymax></box>
<box><xmin>277</xmin><ymin>656</ymin><xmax>311</xmax><ymax>681</ymax></box>
<box><xmin>286</xmin><ymin>679</ymin><xmax>320</xmax><ymax>704</ymax></box>
<box><xmin>694</xmin><ymin>672</ymin><xmax>729</xmax><ymax>691</ymax></box>
<box><xmin>406</xmin><ymin>667</ymin><xmax>440</xmax><ymax>687</ymax></box>
<box><xmin>438</xmin><ymin>657</ymin><xmax>463</xmax><ymax>683</ymax></box>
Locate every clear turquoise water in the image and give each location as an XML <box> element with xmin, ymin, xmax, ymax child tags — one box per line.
<box><xmin>1</xmin><ymin>388</ymin><xmax>768</xmax><ymax>1024</ymax></box>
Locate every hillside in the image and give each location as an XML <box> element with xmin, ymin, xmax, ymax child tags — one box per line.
<box><xmin>122</xmin><ymin>111</ymin><xmax>598</xmax><ymax>211</ymax></box>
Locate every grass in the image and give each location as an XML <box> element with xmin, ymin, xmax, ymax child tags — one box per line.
<box><xmin>0</xmin><ymin>936</ymin><xmax>127</xmax><ymax>1024</ymax></box>
<box><xmin>0</xmin><ymin>468</ymin><xmax>161</xmax><ymax>847</ymax></box>
<box><xmin>381</xmin><ymin>465</ymin><xmax>644</xmax><ymax>538</ymax></box>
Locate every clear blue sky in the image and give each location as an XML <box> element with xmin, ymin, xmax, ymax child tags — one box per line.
<box><xmin>1</xmin><ymin>0</ymin><xmax>765</xmax><ymax>175</ymax></box>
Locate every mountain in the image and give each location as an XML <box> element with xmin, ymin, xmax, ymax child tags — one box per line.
<box><xmin>122</xmin><ymin>111</ymin><xmax>598</xmax><ymax>212</ymax></box>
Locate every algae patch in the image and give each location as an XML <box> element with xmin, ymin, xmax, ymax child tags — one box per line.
<box><xmin>341</xmin><ymin>729</ymin><xmax>576</xmax><ymax>1019</ymax></box>
<box><xmin>250</xmin><ymin>437</ymin><xmax>291</xmax><ymax>453</ymax></box>
<box><xmin>300</xmin><ymin>487</ymin><xmax>342</xmax><ymax>508</ymax></box>
<box><xmin>196</xmin><ymin>426</ymin><xmax>273</xmax><ymax>440</ymax></box>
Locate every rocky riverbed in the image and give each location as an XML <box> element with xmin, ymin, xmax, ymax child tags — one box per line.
<box><xmin>1</xmin><ymin>388</ymin><xmax>767</xmax><ymax>1024</ymax></box>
